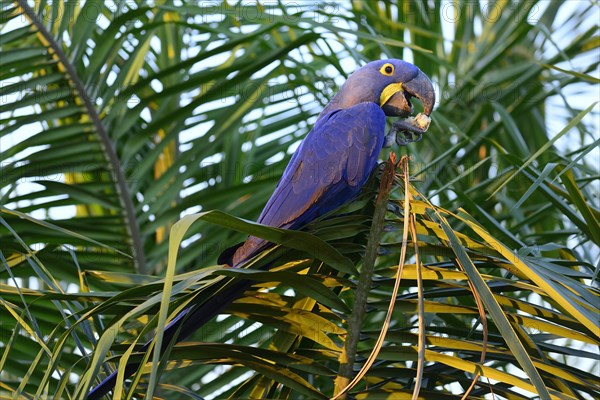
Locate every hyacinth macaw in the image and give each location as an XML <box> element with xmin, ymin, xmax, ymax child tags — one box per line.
<box><xmin>88</xmin><ymin>59</ymin><xmax>435</xmax><ymax>399</ymax></box>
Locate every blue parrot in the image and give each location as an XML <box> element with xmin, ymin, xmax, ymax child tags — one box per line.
<box><xmin>87</xmin><ymin>59</ymin><xmax>435</xmax><ymax>399</ymax></box>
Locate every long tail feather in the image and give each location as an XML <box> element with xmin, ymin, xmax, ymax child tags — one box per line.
<box><xmin>87</xmin><ymin>279</ymin><xmax>252</xmax><ymax>399</ymax></box>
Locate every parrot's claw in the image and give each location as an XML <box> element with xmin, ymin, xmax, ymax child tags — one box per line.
<box><xmin>383</xmin><ymin>132</ymin><xmax>396</xmax><ymax>148</ymax></box>
<box><xmin>390</xmin><ymin>112</ymin><xmax>431</xmax><ymax>146</ymax></box>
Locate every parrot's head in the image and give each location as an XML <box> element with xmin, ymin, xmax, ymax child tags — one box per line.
<box><xmin>320</xmin><ymin>59</ymin><xmax>435</xmax><ymax>119</ymax></box>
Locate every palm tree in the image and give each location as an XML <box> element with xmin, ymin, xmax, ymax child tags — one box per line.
<box><xmin>1</xmin><ymin>1</ymin><xmax>598</xmax><ymax>399</ymax></box>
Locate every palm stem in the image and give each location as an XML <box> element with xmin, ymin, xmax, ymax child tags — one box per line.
<box><xmin>14</xmin><ymin>0</ymin><xmax>146</xmax><ymax>273</ymax></box>
<box><xmin>334</xmin><ymin>153</ymin><xmax>398</xmax><ymax>397</ymax></box>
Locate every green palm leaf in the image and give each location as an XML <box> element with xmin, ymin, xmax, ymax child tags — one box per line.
<box><xmin>1</xmin><ymin>1</ymin><xmax>597</xmax><ymax>399</ymax></box>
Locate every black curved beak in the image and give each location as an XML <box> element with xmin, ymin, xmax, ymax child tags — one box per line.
<box><xmin>381</xmin><ymin>70</ymin><xmax>435</xmax><ymax>117</ymax></box>
<box><xmin>403</xmin><ymin>69</ymin><xmax>435</xmax><ymax>116</ymax></box>
<box><xmin>381</xmin><ymin>69</ymin><xmax>436</xmax><ymax>147</ymax></box>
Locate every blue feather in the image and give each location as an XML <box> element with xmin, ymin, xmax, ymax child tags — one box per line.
<box><xmin>231</xmin><ymin>102</ymin><xmax>386</xmax><ymax>265</ymax></box>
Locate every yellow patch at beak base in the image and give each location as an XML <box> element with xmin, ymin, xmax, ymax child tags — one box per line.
<box><xmin>380</xmin><ymin>83</ymin><xmax>404</xmax><ymax>107</ymax></box>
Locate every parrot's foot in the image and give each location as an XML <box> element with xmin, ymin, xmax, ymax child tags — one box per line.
<box><xmin>385</xmin><ymin>112</ymin><xmax>431</xmax><ymax>146</ymax></box>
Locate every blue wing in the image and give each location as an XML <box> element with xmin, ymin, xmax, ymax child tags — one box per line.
<box><xmin>232</xmin><ymin>102</ymin><xmax>386</xmax><ymax>265</ymax></box>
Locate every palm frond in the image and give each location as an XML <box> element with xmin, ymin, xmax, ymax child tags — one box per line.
<box><xmin>1</xmin><ymin>0</ymin><xmax>598</xmax><ymax>399</ymax></box>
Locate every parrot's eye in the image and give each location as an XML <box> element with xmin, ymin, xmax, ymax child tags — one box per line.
<box><xmin>380</xmin><ymin>63</ymin><xmax>394</xmax><ymax>76</ymax></box>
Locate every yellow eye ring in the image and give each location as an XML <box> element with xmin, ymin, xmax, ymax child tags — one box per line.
<box><xmin>379</xmin><ymin>63</ymin><xmax>394</xmax><ymax>76</ymax></box>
